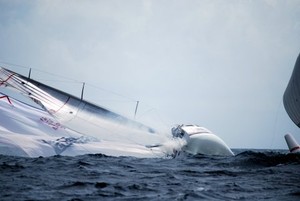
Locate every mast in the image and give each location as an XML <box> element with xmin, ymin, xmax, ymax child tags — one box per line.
<box><xmin>0</xmin><ymin>67</ymin><xmax>156</xmax><ymax>133</ymax></box>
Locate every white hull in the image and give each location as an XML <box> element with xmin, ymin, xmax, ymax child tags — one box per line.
<box><xmin>172</xmin><ymin>125</ymin><xmax>234</xmax><ymax>156</ymax></box>
<box><xmin>184</xmin><ymin>133</ymin><xmax>234</xmax><ymax>156</ymax></box>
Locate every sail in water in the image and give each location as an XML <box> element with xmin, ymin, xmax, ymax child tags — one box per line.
<box><xmin>0</xmin><ymin>67</ymin><xmax>234</xmax><ymax>157</ymax></box>
<box><xmin>0</xmin><ymin>67</ymin><xmax>165</xmax><ymax>146</ymax></box>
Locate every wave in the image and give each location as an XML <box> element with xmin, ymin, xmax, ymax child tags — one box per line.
<box><xmin>1</xmin><ymin>149</ymin><xmax>300</xmax><ymax>200</ymax></box>
<box><xmin>233</xmin><ymin>150</ymin><xmax>300</xmax><ymax>167</ymax></box>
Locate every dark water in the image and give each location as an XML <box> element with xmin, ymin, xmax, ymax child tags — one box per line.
<box><xmin>1</xmin><ymin>150</ymin><xmax>300</xmax><ymax>201</ymax></box>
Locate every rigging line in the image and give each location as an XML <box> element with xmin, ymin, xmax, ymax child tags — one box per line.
<box><xmin>34</xmin><ymin>79</ymin><xmax>82</xmax><ymax>84</ymax></box>
<box><xmin>93</xmin><ymin>99</ymin><xmax>137</xmax><ymax>103</ymax></box>
<box><xmin>141</xmin><ymin>108</ymin><xmax>172</xmax><ymax>130</ymax></box>
<box><xmin>10</xmin><ymin>74</ymin><xmax>57</xmax><ymax>102</ymax></box>
<box><xmin>1</xmin><ymin>62</ymin><xmax>136</xmax><ymax>103</ymax></box>
<box><xmin>1</xmin><ymin>62</ymin><xmax>138</xmax><ymax>110</ymax></box>
<box><xmin>85</xmin><ymin>82</ymin><xmax>137</xmax><ymax>102</ymax></box>
<box><xmin>136</xmin><ymin>108</ymin><xmax>155</xmax><ymax>118</ymax></box>
<box><xmin>52</xmin><ymin>96</ymin><xmax>71</xmax><ymax>114</ymax></box>
<box><xmin>0</xmin><ymin>61</ymin><xmax>29</xmax><ymax>69</ymax></box>
<box><xmin>28</xmin><ymin>68</ymin><xmax>82</xmax><ymax>83</ymax></box>
<box><xmin>16</xmin><ymin>66</ymin><xmax>136</xmax><ymax>102</ymax></box>
<box><xmin>0</xmin><ymin>61</ymin><xmax>82</xmax><ymax>83</ymax></box>
<box><xmin>270</xmin><ymin>100</ymin><xmax>283</xmax><ymax>149</ymax></box>
<box><xmin>0</xmin><ymin>95</ymin><xmax>13</xmax><ymax>105</ymax></box>
<box><xmin>63</xmin><ymin>114</ymin><xmax>144</xmax><ymax>145</ymax></box>
<box><xmin>0</xmin><ymin>72</ymin><xmax>16</xmax><ymax>86</ymax></box>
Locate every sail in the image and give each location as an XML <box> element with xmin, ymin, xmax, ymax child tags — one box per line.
<box><xmin>283</xmin><ymin>53</ymin><xmax>300</xmax><ymax>127</ymax></box>
<box><xmin>0</xmin><ymin>67</ymin><xmax>235</xmax><ymax>157</ymax></box>
<box><xmin>0</xmin><ymin>67</ymin><xmax>157</xmax><ymax>143</ymax></box>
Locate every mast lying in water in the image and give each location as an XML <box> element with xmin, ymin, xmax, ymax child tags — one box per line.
<box><xmin>0</xmin><ymin>67</ymin><xmax>156</xmax><ymax>139</ymax></box>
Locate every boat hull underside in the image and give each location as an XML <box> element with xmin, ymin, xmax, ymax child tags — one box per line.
<box><xmin>183</xmin><ymin>134</ymin><xmax>234</xmax><ymax>156</ymax></box>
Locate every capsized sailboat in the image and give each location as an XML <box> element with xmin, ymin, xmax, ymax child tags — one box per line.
<box><xmin>0</xmin><ymin>67</ymin><xmax>234</xmax><ymax>157</ymax></box>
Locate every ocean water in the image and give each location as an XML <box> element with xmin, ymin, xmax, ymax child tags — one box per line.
<box><xmin>1</xmin><ymin>149</ymin><xmax>300</xmax><ymax>201</ymax></box>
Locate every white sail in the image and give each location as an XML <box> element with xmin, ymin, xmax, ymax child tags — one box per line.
<box><xmin>283</xmin><ymin>53</ymin><xmax>300</xmax><ymax>127</ymax></box>
<box><xmin>0</xmin><ymin>92</ymin><xmax>168</xmax><ymax>157</ymax></box>
<box><xmin>0</xmin><ymin>68</ymin><xmax>164</xmax><ymax>145</ymax></box>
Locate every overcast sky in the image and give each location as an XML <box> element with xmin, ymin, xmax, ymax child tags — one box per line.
<box><xmin>1</xmin><ymin>0</ymin><xmax>300</xmax><ymax>149</ymax></box>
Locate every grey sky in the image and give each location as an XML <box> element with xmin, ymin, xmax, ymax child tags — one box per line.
<box><xmin>1</xmin><ymin>0</ymin><xmax>300</xmax><ymax>149</ymax></box>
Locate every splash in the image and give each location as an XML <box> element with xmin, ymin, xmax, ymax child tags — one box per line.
<box><xmin>159</xmin><ymin>137</ymin><xmax>188</xmax><ymax>157</ymax></box>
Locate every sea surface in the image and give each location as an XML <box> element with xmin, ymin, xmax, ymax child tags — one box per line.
<box><xmin>1</xmin><ymin>149</ymin><xmax>300</xmax><ymax>201</ymax></box>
